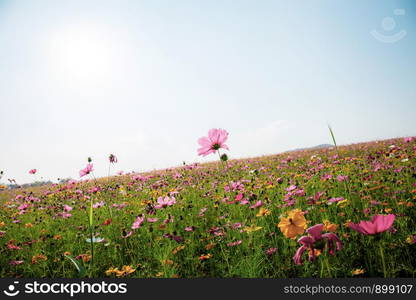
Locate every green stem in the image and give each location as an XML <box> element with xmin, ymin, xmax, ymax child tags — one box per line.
<box><xmin>325</xmin><ymin>256</ymin><xmax>332</xmax><ymax>278</ymax></box>
<box><xmin>217</xmin><ymin>150</ymin><xmax>225</xmax><ymax>169</ymax></box>
<box><xmin>320</xmin><ymin>255</ymin><xmax>332</xmax><ymax>278</ymax></box>
<box><xmin>379</xmin><ymin>242</ymin><xmax>387</xmax><ymax>278</ymax></box>
<box><xmin>320</xmin><ymin>258</ymin><xmax>324</xmax><ymax>278</ymax></box>
<box><xmin>89</xmin><ymin>198</ymin><xmax>94</xmax><ymax>275</ymax></box>
<box><xmin>217</xmin><ymin>149</ymin><xmax>233</xmax><ymax>192</ymax></box>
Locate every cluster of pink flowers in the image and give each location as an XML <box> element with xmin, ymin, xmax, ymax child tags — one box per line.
<box><xmin>9</xmin><ymin>128</ymin><xmax>409</xmax><ymax>272</ymax></box>
<box><xmin>224</xmin><ymin>181</ymin><xmax>246</xmax><ymax>192</ymax></box>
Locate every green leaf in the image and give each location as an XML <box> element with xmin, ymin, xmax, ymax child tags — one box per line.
<box><xmin>64</xmin><ymin>255</ymin><xmax>86</xmax><ymax>277</ymax></box>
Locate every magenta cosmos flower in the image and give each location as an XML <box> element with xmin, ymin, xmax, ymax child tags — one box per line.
<box><xmin>28</xmin><ymin>169</ymin><xmax>37</xmax><ymax>174</ymax></box>
<box><xmin>293</xmin><ymin>224</ymin><xmax>342</xmax><ymax>265</ymax></box>
<box><xmin>348</xmin><ymin>214</ymin><xmax>395</xmax><ymax>235</ymax></box>
<box><xmin>79</xmin><ymin>163</ymin><xmax>93</xmax><ymax>177</ymax></box>
<box><xmin>197</xmin><ymin>128</ymin><xmax>229</xmax><ymax>156</ymax></box>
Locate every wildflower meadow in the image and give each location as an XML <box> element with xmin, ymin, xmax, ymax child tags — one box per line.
<box><xmin>0</xmin><ymin>130</ymin><xmax>415</xmax><ymax>278</ymax></box>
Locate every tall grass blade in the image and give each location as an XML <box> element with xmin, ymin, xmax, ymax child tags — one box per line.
<box><xmin>328</xmin><ymin>124</ymin><xmax>339</xmax><ymax>154</ymax></box>
<box><xmin>64</xmin><ymin>255</ymin><xmax>86</xmax><ymax>277</ymax></box>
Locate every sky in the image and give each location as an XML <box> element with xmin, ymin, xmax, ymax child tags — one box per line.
<box><xmin>0</xmin><ymin>0</ymin><xmax>415</xmax><ymax>184</ymax></box>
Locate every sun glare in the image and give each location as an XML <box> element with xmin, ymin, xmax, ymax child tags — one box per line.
<box><xmin>48</xmin><ymin>24</ymin><xmax>117</xmax><ymax>84</ymax></box>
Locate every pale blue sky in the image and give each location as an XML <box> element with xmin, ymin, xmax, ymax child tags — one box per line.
<box><xmin>0</xmin><ymin>0</ymin><xmax>415</xmax><ymax>183</ymax></box>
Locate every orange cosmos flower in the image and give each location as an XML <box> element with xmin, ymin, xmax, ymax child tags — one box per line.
<box><xmin>256</xmin><ymin>207</ymin><xmax>271</xmax><ymax>217</ymax></box>
<box><xmin>199</xmin><ymin>253</ymin><xmax>212</xmax><ymax>260</ymax></box>
<box><xmin>323</xmin><ymin>220</ymin><xmax>338</xmax><ymax>232</ymax></box>
<box><xmin>277</xmin><ymin>209</ymin><xmax>307</xmax><ymax>238</ymax></box>
<box><xmin>352</xmin><ymin>269</ymin><xmax>365</xmax><ymax>275</ymax></box>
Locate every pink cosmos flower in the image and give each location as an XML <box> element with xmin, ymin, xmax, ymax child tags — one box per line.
<box><xmin>93</xmin><ymin>201</ymin><xmax>105</xmax><ymax>209</ymax></box>
<box><xmin>250</xmin><ymin>200</ymin><xmax>263</xmax><ymax>209</ymax></box>
<box><xmin>239</xmin><ymin>198</ymin><xmax>249</xmax><ymax>205</ymax></box>
<box><xmin>154</xmin><ymin>196</ymin><xmax>176</xmax><ymax>209</ymax></box>
<box><xmin>336</xmin><ymin>175</ymin><xmax>349</xmax><ymax>182</ymax></box>
<box><xmin>293</xmin><ymin>224</ymin><xmax>342</xmax><ymax>265</ymax></box>
<box><xmin>58</xmin><ymin>212</ymin><xmax>72</xmax><ymax>219</ymax></box>
<box><xmin>231</xmin><ymin>222</ymin><xmax>242</xmax><ymax>229</ymax></box>
<box><xmin>163</xmin><ymin>233</ymin><xmax>183</xmax><ymax>243</ymax></box>
<box><xmin>18</xmin><ymin>203</ymin><xmax>29</xmax><ymax>211</ymax></box>
<box><xmin>79</xmin><ymin>164</ymin><xmax>93</xmax><ymax>177</ymax></box>
<box><xmin>29</xmin><ymin>169</ymin><xmax>37</xmax><ymax>174</ymax></box>
<box><xmin>198</xmin><ymin>207</ymin><xmax>208</xmax><ymax>216</ymax></box>
<box><xmin>227</xmin><ymin>193</ymin><xmax>244</xmax><ymax>205</ymax></box>
<box><xmin>265</xmin><ymin>247</ymin><xmax>278</xmax><ymax>256</ymax></box>
<box><xmin>227</xmin><ymin>240</ymin><xmax>242</xmax><ymax>247</ymax></box>
<box><xmin>64</xmin><ymin>205</ymin><xmax>73</xmax><ymax>212</ymax></box>
<box><xmin>122</xmin><ymin>231</ymin><xmax>133</xmax><ymax>238</ymax></box>
<box><xmin>286</xmin><ymin>185</ymin><xmax>297</xmax><ymax>192</ymax></box>
<box><xmin>9</xmin><ymin>260</ymin><xmax>24</xmax><ymax>266</ymax></box>
<box><xmin>163</xmin><ymin>215</ymin><xmax>175</xmax><ymax>224</ymax></box>
<box><xmin>321</xmin><ymin>174</ymin><xmax>332</xmax><ymax>181</ymax></box>
<box><xmin>404</xmin><ymin>137</ymin><xmax>413</xmax><ymax>143</ymax></box>
<box><xmin>89</xmin><ymin>186</ymin><xmax>101</xmax><ymax>194</ymax></box>
<box><xmin>314</xmin><ymin>191</ymin><xmax>325</xmax><ymax>202</ymax></box>
<box><xmin>208</xmin><ymin>226</ymin><xmax>226</xmax><ymax>237</ymax></box>
<box><xmin>197</xmin><ymin>128</ymin><xmax>229</xmax><ymax>156</ymax></box>
<box><xmin>131</xmin><ymin>215</ymin><xmax>145</xmax><ymax>230</ymax></box>
<box><xmin>185</xmin><ymin>226</ymin><xmax>195</xmax><ymax>232</ymax></box>
<box><xmin>348</xmin><ymin>214</ymin><xmax>395</xmax><ymax>235</ymax></box>
<box><xmin>225</xmin><ymin>181</ymin><xmax>245</xmax><ymax>192</ymax></box>
<box><xmin>114</xmin><ymin>203</ymin><xmax>127</xmax><ymax>210</ymax></box>
<box><xmin>7</xmin><ymin>243</ymin><xmax>21</xmax><ymax>250</ymax></box>
<box><xmin>327</xmin><ymin>197</ymin><xmax>345</xmax><ymax>204</ymax></box>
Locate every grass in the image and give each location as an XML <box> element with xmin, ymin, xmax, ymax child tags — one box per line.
<box><xmin>0</xmin><ymin>137</ymin><xmax>415</xmax><ymax>278</ymax></box>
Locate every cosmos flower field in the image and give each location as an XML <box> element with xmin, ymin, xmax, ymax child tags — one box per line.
<box><xmin>0</xmin><ymin>134</ymin><xmax>415</xmax><ymax>278</ymax></box>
